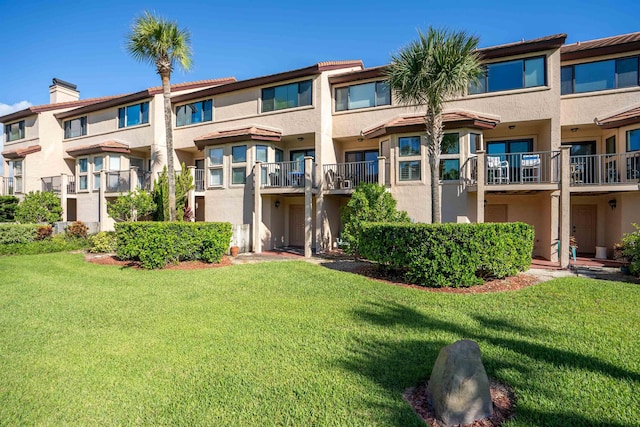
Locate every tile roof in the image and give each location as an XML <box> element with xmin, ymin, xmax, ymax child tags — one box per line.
<box><xmin>478</xmin><ymin>34</ymin><xmax>567</xmax><ymax>60</ymax></box>
<box><xmin>1</xmin><ymin>144</ymin><xmax>42</xmax><ymax>159</ymax></box>
<box><xmin>595</xmin><ymin>104</ymin><xmax>640</xmax><ymax>129</ymax></box>
<box><xmin>362</xmin><ymin>111</ymin><xmax>500</xmax><ymax>138</ymax></box>
<box><xmin>65</xmin><ymin>141</ymin><xmax>130</xmax><ymax>157</ymax></box>
<box><xmin>0</xmin><ymin>95</ymin><xmax>122</xmax><ymax>123</ymax></box>
<box><xmin>194</xmin><ymin>126</ymin><xmax>282</xmax><ymax>149</ymax></box>
<box><xmin>561</xmin><ymin>32</ymin><xmax>640</xmax><ymax>61</ymax></box>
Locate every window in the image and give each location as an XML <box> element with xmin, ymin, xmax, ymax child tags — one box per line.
<box><xmin>93</xmin><ymin>156</ymin><xmax>103</xmax><ymax>190</ymax></box>
<box><xmin>470</xmin><ymin>133</ymin><xmax>480</xmax><ymax>154</ymax></box>
<box><xmin>64</xmin><ymin>117</ymin><xmax>87</xmax><ymax>139</ymax></box>
<box><xmin>118</xmin><ymin>102</ymin><xmax>149</xmax><ymax>128</ymax></box>
<box><xmin>441</xmin><ymin>133</ymin><xmax>460</xmax><ymax>154</ymax></box>
<box><xmin>561</xmin><ymin>56</ymin><xmax>640</xmax><ymax>94</ymax></box>
<box><xmin>398</xmin><ymin>136</ymin><xmax>421</xmax><ymax>181</ymax></box>
<box><xmin>440</xmin><ymin>159</ymin><xmax>460</xmax><ymax>181</ymax></box>
<box><xmin>208</xmin><ymin>147</ymin><xmax>224</xmax><ymax>187</ymax></box>
<box><xmin>627</xmin><ymin>129</ymin><xmax>640</xmax><ymax>152</ymax></box>
<box><xmin>399</xmin><ymin>136</ymin><xmax>421</xmax><ymax>156</ymax></box>
<box><xmin>78</xmin><ymin>158</ymin><xmax>89</xmax><ymax>191</ymax></box>
<box><xmin>606</xmin><ymin>136</ymin><xmax>616</xmax><ymax>154</ymax></box>
<box><xmin>176</xmin><ymin>99</ymin><xmax>212</xmax><ymax>127</ymax></box>
<box><xmin>262</xmin><ymin>80</ymin><xmax>312</xmax><ymax>112</ymax></box>
<box><xmin>470</xmin><ymin>56</ymin><xmax>546</xmax><ymax>94</ymax></box>
<box><xmin>335</xmin><ymin>81</ymin><xmax>391</xmax><ymax>111</ymax></box>
<box><xmin>275</xmin><ymin>148</ymin><xmax>284</xmax><ymax>163</ymax></box>
<box><xmin>12</xmin><ymin>160</ymin><xmax>23</xmax><ymax>193</ymax></box>
<box><xmin>5</xmin><ymin>121</ymin><xmax>24</xmax><ymax>142</ymax></box>
<box><xmin>231</xmin><ymin>145</ymin><xmax>247</xmax><ymax>184</ymax></box>
<box><xmin>399</xmin><ymin>161</ymin><xmax>420</xmax><ymax>181</ymax></box>
<box><xmin>256</xmin><ymin>145</ymin><xmax>268</xmax><ymax>162</ymax></box>
<box><xmin>440</xmin><ymin>133</ymin><xmax>460</xmax><ymax>181</ymax></box>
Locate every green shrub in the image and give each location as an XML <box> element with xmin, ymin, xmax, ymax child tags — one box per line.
<box><xmin>0</xmin><ymin>196</ymin><xmax>19</xmax><ymax>222</ymax></box>
<box><xmin>36</xmin><ymin>225</ymin><xmax>53</xmax><ymax>240</ymax></box>
<box><xmin>340</xmin><ymin>184</ymin><xmax>410</xmax><ymax>254</ymax></box>
<box><xmin>621</xmin><ymin>224</ymin><xmax>640</xmax><ymax>276</ymax></box>
<box><xmin>153</xmin><ymin>164</ymin><xmax>194</xmax><ymax>221</ymax></box>
<box><xmin>15</xmin><ymin>191</ymin><xmax>63</xmax><ymax>224</ymax></box>
<box><xmin>107</xmin><ymin>190</ymin><xmax>155</xmax><ymax>222</ymax></box>
<box><xmin>0</xmin><ymin>224</ymin><xmax>39</xmax><ymax>244</ymax></box>
<box><xmin>66</xmin><ymin>221</ymin><xmax>89</xmax><ymax>238</ymax></box>
<box><xmin>115</xmin><ymin>222</ymin><xmax>232</xmax><ymax>269</ymax></box>
<box><xmin>89</xmin><ymin>232</ymin><xmax>118</xmax><ymax>253</ymax></box>
<box><xmin>0</xmin><ymin>234</ymin><xmax>90</xmax><ymax>256</ymax></box>
<box><xmin>358</xmin><ymin>222</ymin><xmax>535</xmax><ymax>287</ymax></box>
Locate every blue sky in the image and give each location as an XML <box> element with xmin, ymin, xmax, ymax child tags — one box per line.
<box><xmin>0</xmin><ymin>0</ymin><xmax>638</xmax><ymax>114</ymax></box>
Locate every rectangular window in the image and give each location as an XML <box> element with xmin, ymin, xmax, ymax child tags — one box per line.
<box><xmin>470</xmin><ymin>133</ymin><xmax>480</xmax><ymax>154</ymax></box>
<box><xmin>118</xmin><ymin>102</ymin><xmax>149</xmax><ymax>128</ymax></box>
<box><xmin>93</xmin><ymin>156</ymin><xmax>103</xmax><ymax>190</ymax></box>
<box><xmin>5</xmin><ymin>121</ymin><xmax>25</xmax><ymax>142</ymax></box>
<box><xmin>64</xmin><ymin>116</ymin><xmax>87</xmax><ymax>139</ymax></box>
<box><xmin>109</xmin><ymin>156</ymin><xmax>121</xmax><ymax>171</ymax></box>
<box><xmin>256</xmin><ymin>145</ymin><xmax>268</xmax><ymax>162</ymax></box>
<box><xmin>232</xmin><ymin>145</ymin><xmax>247</xmax><ymax>163</ymax></box>
<box><xmin>335</xmin><ymin>81</ymin><xmax>391</xmax><ymax>111</ymax></box>
<box><xmin>606</xmin><ymin>136</ymin><xmax>616</xmax><ymax>154</ymax></box>
<box><xmin>207</xmin><ymin>147</ymin><xmax>224</xmax><ymax>187</ymax></box>
<box><xmin>176</xmin><ymin>99</ymin><xmax>213</xmax><ymax>127</ymax></box>
<box><xmin>399</xmin><ymin>136</ymin><xmax>420</xmax><ymax>156</ymax></box>
<box><xmin>470</xmin><ymin>56</ymin><xmax>546</xmax><ymax>94</ymax></box>
<box><xmin>441</xmin><ymin>133</ymin><xmax>460</xmax><ymax>154</ymax></box>
<box><xmin>12</xmin><ymin>160</ymin><xmax>23</xmax><ymax>193</ymax></box>
<box><xmin>78</xmin><ymin>158</ymin><xmax>88</xmax><ymax>191</ymax></box>
<box><xmin>627</xmin><ymin>129</ymin><xmax>640</xmax><ymax>152</ymax></box>
<box><xmin>232</xmin><ymin>168</ymin><xmax>246</xmax><ymax>185</ymax></box>
<box><xmin>275</xmin><ymin>148</ymin><xmax>284</xmax><ymax>163</ymax></box>
<box><xmin>440</xmin><ymin>159</ymin><xmax>460</xmax><ymax>181</ymax></box>
<box><xmin>562</xmin><ymin>56</ymin><xmax>640</xmax><ymax>94</ymax></box>
<box><xmin>262</xmin><ymin>80</ymin><xmax>312</xmax><ymax>112</ymax></box>
<box><xmin>399</xmin><ymin>161</ymin><xmax>420</xmax><ymax>181</ymax></box>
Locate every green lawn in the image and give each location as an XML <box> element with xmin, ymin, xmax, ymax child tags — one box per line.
<box><xmin>0</xmin><ymin>253</ymin><xmax>638</xmax><ymax>426</ymax></box>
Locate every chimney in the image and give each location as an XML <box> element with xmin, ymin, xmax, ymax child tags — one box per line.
<box><xmin>49</xmin><ymin>78</ymin><xmax>79</xmax><ymax>104</ymax></box>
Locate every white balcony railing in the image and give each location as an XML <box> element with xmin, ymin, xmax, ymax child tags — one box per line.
<box><xmin>322</xmin><ymin>161</ymin><xmax>378</xmax><ymax>190</ymax></box>
<box><xmin>485</xmin><ymin>151</ymin><xmax>560</xmax><ymax>185</ymax></box>
<box><xmin>570</xmin><ymin>152</ymin><xmax>640</xmax><ymax>185</ymax></box>
<box><xmin>260</xmin><ymin>161</ymin><xmax>316</xmax><ymax>189</ymax></box>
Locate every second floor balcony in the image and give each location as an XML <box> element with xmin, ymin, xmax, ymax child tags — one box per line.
<box><xmin>322</xmin><ymin>161</ymin><xmax>380</xmax><ymax>190</ymax></box>
<box><xmin>260</xmin><ymin>161</ymin><xmax>317</xmax><ymax>190</ymax></box>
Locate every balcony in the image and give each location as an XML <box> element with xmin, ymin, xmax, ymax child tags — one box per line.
<box><xmin>1</xmin><ymin>177</ymin><xmax>14</xmax><ymax>195</ymax></box>
<box><xmin>41</xmin><ymin>176</ymin><xmax>62</xmax><ymax>193</ymax></box>
<box><xmin>570</xmin><ymin>152</ymin><xmax>640</xmax><ymax>186</ymax></box>
<box><xmin>485</xmin><ymin>151</ymin><xmax>560</xmax><ymax>185</ymax></box>
<box><xmin>106</xmin><ymin>171</ymin><xmax>131</xmax><ymax>193</ymax></box>
<box><xmin>322</xmin><ymin>161</ymin><xmax>378</xmax><ymax>190</ymax></box>
<box><xmin>195</xmin><ymin>169</ymin><xmax>205</xmax><ymax>192</ymax></box>
<box><xmin>260</xmin><ymin>161</ymin><xmax>316</xmax><ymax>190</ymax></box>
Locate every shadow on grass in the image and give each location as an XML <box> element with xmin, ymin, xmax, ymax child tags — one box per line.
<box><xmin>339</xmin><ymin>300</ymin><xmax>639</xmax><ymax>427</ymax></box>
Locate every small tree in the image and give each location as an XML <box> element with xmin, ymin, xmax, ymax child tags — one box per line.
<box><xmin>107</xmin><ymin>190</ymin><xmax>155</xmax><ymax>222</ymax></box>
<box><xmin>153</xmin><ymin>163</ymin><xmax>194</xmax><ymax>221</ymax></box>
<box><xmin>15</xmin><ymin>191</ymin><xmax>63</xmax><ymax>224</ymax></box>
<box><xmin>0</xmin><ymin>196</ymin><xmax>19</xmax><ymax>222</ymax></box>
<box><xmin>340</xmin><ymin>183</ymin><xmax>410</xmax><ymax>254</ymax></box>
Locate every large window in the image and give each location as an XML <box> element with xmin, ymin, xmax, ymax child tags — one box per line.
<box><xmin>398</xmin><ymin>136</ymin><xmax>421</xmax><ymax>181</ymax></box>
<box><xmin>64</xmin><ymin>116</ymin><xmax>87</xmax><ymax>139</ymax></box>
<box><xmin>231</xmin><ymin>145</ymin><xmax>247</xmax><ymax>184</ymax></box>
<box><xmin>118</xmin><ymin>102</ymin><xmax>149</xmax><ymax>128</ymax></box>
<box><xmin>12</xmin><ymin>160</ymin><xmax>23</xmax><ymax>193</ymax></box>
<box><xmin>176</xmin><ymin>99</ymin><xmax>212</xmax><ymax>127</ymax></box>
<box><xmin>627</xmin><ymin>129</ymin><xmax>640</xmax><ymax>152</ymax></box>
<box><xmin>561</xmin><ymin>56</ymin><xmax>640</xmax><ymax>95</ymax></box>
<box><xmin>262</xmin><ymin>80</ymin><xmax>312</xmax><ymax>112</ymax></box>
<box><xmin>470</xmin><ymin>56</ymin><xmax>546</xmax><ymax>94</ymax></box>
<box><xmin>208</xmin><ymin>147</ymin><xmax>224</xmax><ymax>187</ymax></box>
<box><xmin>5</xmin><ymin>121</ymin><xmax>24</xmax><ymax>142</ymax></box>
<box><xmin>78</xmin><ymin>158</ymin><xmax>89</xmax><ymax>191</ymax></box>
<box><xmin>335</xmin><ymin>81</ymin><xmax>391</xmax><ymax>111</ymax></box>
<box><xmin>93</xmin><ymin>156</ymin><xmax>103</xmax><ymax>190</ymax></box>
<box><xmin>470</xmin><ymin>133</ymin><xmax>481</xmax><ymax>154</ymax></box>
<box><xmin>399</xmin><ymin>136</ymin><xmax>421</xmax><ymax>156</ymax></box>
<box><xmin>440</xmin><ymin>133</ymin><xmax>460</xmax><ymax>181</ymax></box>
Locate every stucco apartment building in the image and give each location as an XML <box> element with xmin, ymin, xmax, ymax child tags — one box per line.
<box><xmin>2</xmin><ymin>31</ymin><xmax>640</xmax><ymax>268</ymax></box>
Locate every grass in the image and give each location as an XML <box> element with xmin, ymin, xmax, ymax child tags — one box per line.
<box><xmin>0</xmin><ymin>253</ymin><xmax>639</xmax><ymax>426</ymax></box>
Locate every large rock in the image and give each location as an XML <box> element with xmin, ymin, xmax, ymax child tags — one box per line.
<box><xmin>427</xmin><ymin>340</ymin><xmax>493</xmax><ymax>426</ymax></box>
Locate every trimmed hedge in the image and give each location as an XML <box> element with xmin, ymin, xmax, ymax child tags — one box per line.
<box><xmin>115</xmin><ymin>222</ymin><xmax>233</xmax><ymax>269</ymax></box>
<box><xmin>0</xmin><ymin>234</ymin><xmax>90</xmax><ymax>255</ymax></box>
<box><xmin>359</xmin><ymin>222</ymin><xmax>535</xmax><ymax>287</ymax></box>
<box><xmin>0</xmin><ymin>224</ymin><xmax>39</xmax><ymax>244</ymax></box>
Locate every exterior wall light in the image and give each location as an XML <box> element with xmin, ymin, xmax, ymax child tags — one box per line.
<box><xmin>608</xmin><ymin>199</ymin><xmax>617</xmax><ymax>210</ymax></box>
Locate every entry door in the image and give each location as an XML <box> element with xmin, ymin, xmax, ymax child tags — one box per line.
<box><xmin>289</xmin><ymin>205</ymin><xmax>305</xmax><ymax>247</ymax></box>
<box><xmin>485</xmin><ymin>204</ymin><xmax>508</xmax><ymax>222</ymax></box>
<box><xmin>571</xmin><ymin>204</ymin><xmax>596</xmax><ymax>254</ymax></box>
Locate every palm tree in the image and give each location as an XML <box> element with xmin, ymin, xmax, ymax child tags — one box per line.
<box><xmin>386</xmin><ymin>27</ymin><xmax>482</xmax><ymax>223</ymax></box>
<box><xmin>127</xmin><ymin>11</ymin><xmax>192</xmax><ymax>221</ymax></box>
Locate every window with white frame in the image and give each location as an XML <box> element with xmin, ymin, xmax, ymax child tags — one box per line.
<box><xmin>118</xmin><ymin>102</ymin><xmax>149</xmax><ymax>128</ymax></box>
<box><xmin>335</xmin><ymin>81</ymin><xmax>391</xmax><ymax>111</ymax></box>
<box><xmin>231</xmin><ymin>145</ymin><xmax>247</xmax><ymax>184</ymax></box>
<box><xmin>93</xmin><ymin>156</ymin><xmax>103</xmax><ymax>190</ymax></box>
<box><xmin>12</xmin><ymin>160</ymin><xmax>23</xmax><ymax>193</ymax></box>
<box><xmin>107</xmin><ymin>156</ymin><xmax>122</xmax><ymax>192</ymax></box>
<box><xmin>5</xmin><ymin>121</ymin><xmax>25</xmax><ymax>142</ymax></box>
<box><xmin>78</xmin><ymin>158</ymin><xmax>89</xmax><ymax>191</ymax></box>
<box><xmin>440</xmin><ymin>133</ymin><xmax>460</xmax><ymax>181</ymax></box>
<box><xmin>256</xmin><ymin>145</ymin><xmax>268</xmax><ymax>184</ymax></box>
<box><xmin>64</xmin><ymin>116</ymin><xmax>87</xmax><ymax>139</ymax></box>
<box><xmin>398</xmin><ymin>136</ymin><xmax>421</xmax><ymax>181</ymax></box>
<box><xmin>208</xmin><ymin>147</ymin><xmax>224</xmax><ymax>187</ymax></box>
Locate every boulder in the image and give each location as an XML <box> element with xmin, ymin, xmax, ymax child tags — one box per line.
<box><xmin>427</xmin><ymin>339</ymin><xmax>493</xmax><ymax>426</ymax></box>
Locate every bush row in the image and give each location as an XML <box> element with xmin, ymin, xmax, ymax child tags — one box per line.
<box><xmin>115</xmin><ymin>222</ymin><xmax>233</xmax><ymax>269</ymax></box>
<box><xmin>0</xmin><ymin>234</ymin><xmax>90</xmax><ymax>256</ymax></box>
<box><xmin>358</xmin><ymin>222</ymin><xmax>534</xmax><ymax>287</ymax></box>
<box><xmin>0</xmin><ymin>224</ymin><xmax>40</xmax><ymax>244</ymax></box>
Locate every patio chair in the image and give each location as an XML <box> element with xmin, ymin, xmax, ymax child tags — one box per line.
<box><xmin>487</xmin><ymin>156</ymin><xmax>509</xmax><ymax>184</ymax></box>
<box><xmin>521</xmin><ymin>154</ymin><xmax>541</xmax><ymax>182</ymax></box>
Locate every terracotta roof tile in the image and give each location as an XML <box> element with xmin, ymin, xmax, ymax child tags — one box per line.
<box><xmin>66</xmin><ymin>141</ymin><xmax>130</xmax><ymax>157</ymax></box>
<box><xmin>1</xmin><ymin>144</ymin><xmax>42</xmax><ymax>159</ymax></box>
<box><xmin>194</xmin><ymin>126</ymin><xmax>282</xmax><ymax>149</ymax></box>
<box><xmin>561</xmin><ymin>32</ymin><xmax>640</xmax><ymax>61</ymax></box>
<box><xmin>595</xmin><ymin>104</ymin><xmax>640</xmax><ymax>129</ymax></box>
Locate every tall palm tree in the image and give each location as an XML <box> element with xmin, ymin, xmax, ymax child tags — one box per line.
<box><xmin>127</xmin><ymin>11</ymin><xmax>192</xmax><ymax>221</ymax></box>
<box><xmin>387</xmin><ymin>27</ymin><xmax>482</xmax><ymax>223</ymax></box>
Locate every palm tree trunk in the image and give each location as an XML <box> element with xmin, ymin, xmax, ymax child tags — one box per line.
<box><xmin>161</xmin><ymin>73</ymin><xmax>177</xmax><ymax>221</ymax></box>
<box><xmin>425</xmin><ymin>111</ymin><xmax>443</xmax><ymax>223</ymax></box>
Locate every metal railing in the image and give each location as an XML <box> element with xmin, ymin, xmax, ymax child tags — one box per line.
<box><xmin>261</xmin><ymin>161</ymin><xmax>315</xmax><ymax>188</ymax></box>
<box><xmin>462</xmin><ymin>156</ymin><xmax>478</xmax><ymax>185</ymax></box>
<box><xmin>322</xmin><ymin>161</ymin><xmax>378</xmax><ymax>189</ymax></box>
<box><xmin>106</xmin><ymin>170</ymin><xmax>131</xmax><ymax>193</ymax></box>
<box><xmin>570</xmin><ymin>152</ymin><xmax>640</xmax><ymax>185</ymax></box>
<box><xmin>485</xmin><ymin>151</ymin><xmax>560</xmax><ymax>185</ymax></box>
<box><xmin>0</xmin><ymin>177</ymin><xmax>13</xmax><ymax>195</ymax></box>
<box><xmin>138</xmin><ymin>171</ymin><xmax>152</xmax><ymax>191</ymax></box>
<box><xmin>194</xmin><ymin>169</ymin><xmax>205</xmax><ymax>191</ymax></box>
<box><xmin>67</xmin><ymin>176</ymin><xmax>76</xmax><ymax>194</ymax></box>
<box><xmin>41</xmin><ymin>176</ymin><xmax>62</xmax><ymax>193</ymax></box>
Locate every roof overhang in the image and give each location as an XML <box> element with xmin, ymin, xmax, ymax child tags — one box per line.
<box><xmin>595</xmin><ymin>104</ymin><xmax>640</xmax><ymax>129</ymax></box>
<box><xmin>562</xmin><ymin>32</ymin><xmax>640</xmax><ymax>61</ymax></box>
<box><xmin>1</xmin><ymin>144</ymin><xmax>42</xmax><ymax>159</ymax></box>
<box><xmin>478</xmin><ymin>33</ymin><xmax>567</xmax><ymax>60</ymax></box>
<box><xmin>194</xmin><ymin>126</ymin><xmax>282</xmax><ymax>150</ymax></box>
<box><xmin>66</xmin><ymin>141</ymin><xmax>131</xmax><ymax>157</ymax></box>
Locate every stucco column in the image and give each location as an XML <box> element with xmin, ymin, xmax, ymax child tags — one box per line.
<box><xmin>378</xmin><ymin>156</ymin><xmax>386</xmax><ymax>186</ymax></box>
<box><xmin>60</xmin><ymin>173</ymin><xmax>68</xmax><ymax>222</ymax></box>
<box><xmin>253</xmin><ymin>161</ymin><xmax>262</xmax><ymax>254</ymax></box>
<box><xmin>550</xmin><ymin>191</ymin><xmax>560</xmax><ymax>263</ymax></box>
<box><xmin>304</xmin><ymin>156</ymin><xmax>313</xmax><ymax>258</ymax></box>
<box><xmin>99</xmin><ymin>170</ymin><xmax>107</xmax><ymax>232</ymax></box>
<box><xmin>560</xmin><ymin>146</ymin><xmax>571</xmax><ymax>268</ymax></box>
<box><xmin>129</xmin><ymin>167</ymin><xmax>138</xmax><ymax>192</ymax></box>
<box><xmin>476</xmin><ymin>150</ymin><xmax>485</xmax><ymax>223</ymax></box>
<box><xmin>187</xmin><ymin>166</ymin><xmax>196</xmax><ymax>222</ymax></box>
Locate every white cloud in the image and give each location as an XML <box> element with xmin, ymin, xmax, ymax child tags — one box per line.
<box><xmin>0</xmin><ymin>100</ymin><xmax>32</xmax><ymax>118</ymax></box>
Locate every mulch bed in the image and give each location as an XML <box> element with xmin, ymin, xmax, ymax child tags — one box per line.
<box><xmin>404</xmin><ymin>378</ymin><xmax>516</xmax><ymax>426</ymax></box>
<box><xmin>85</xmin><ymin>253</ymin><xmax>233</xmax><ymax>270</ymax></box>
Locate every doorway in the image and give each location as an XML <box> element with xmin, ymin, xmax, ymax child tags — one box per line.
<box><xmin>571</xmin><ymin>204</ymin><xmax>596</xmax><ymax>254</ymax></box>
<box><xmin>289</xmin><ymin>205</ymin><xmax>305</xmax><ymax>247</ymax></box>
